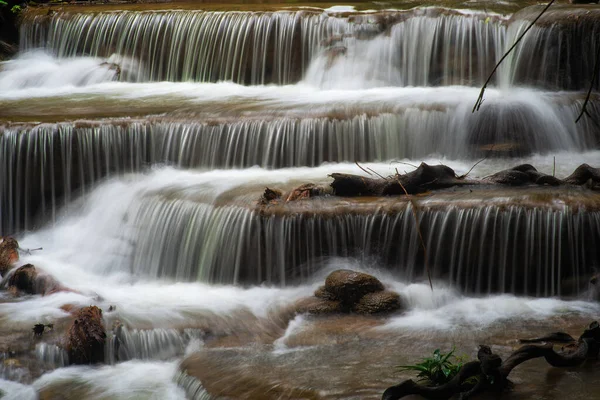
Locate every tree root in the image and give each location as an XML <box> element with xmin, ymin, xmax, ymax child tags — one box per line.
<box><xmin>383</xmin><ymin>321</ymin><xmax>600</xmax><ymax>400</ymax></box>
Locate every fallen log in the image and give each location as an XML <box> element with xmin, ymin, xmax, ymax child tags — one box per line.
<box><xmin>331</xmin><ymin>163</ymin><xmax>475</xmax><ymax>196</ymax></box>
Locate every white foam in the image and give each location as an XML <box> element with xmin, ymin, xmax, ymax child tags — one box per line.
<box><xmin>0</xmin><ymin>51</ymin><xmax>119</xmax><ymax>91</ymax></box>
<box><xmin>32</xmin><ymin>361</ymin><xmax>186</xmax><ymax>400</ymax></box>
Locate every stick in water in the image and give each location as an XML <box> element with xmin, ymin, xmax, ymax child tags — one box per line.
<box><xmin>473</xmin><ymin>0</ymin><xmax>556</xmax><ymax>113</ymax></box>
<box><xmin>19</xmin><ymin>247</ymin><xmax>43</xmax><ymax>256</ymax></box>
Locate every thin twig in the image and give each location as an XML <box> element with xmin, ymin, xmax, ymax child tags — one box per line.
<box><xmin>355</xmin><ymin>161</ymin><xmax>373</xmax><ymax>176</ymax></box>
<box><xmin>473</xmin><ymin>0</ymin><xmax>556</xmax><ymax>113</ymax></box>
<box><xmin>458</xmin><ymin>144</ymin><xmax>495</xmax><ymax>179</ymax></box>
<box><xmin>18</xmin><ymin>247</ymin><xmax>43</xmax><ymax>255</ymax></box>
<box><xmin>367</xmin><ymin>167</ymin><xmax>387</xmax><ymax>180</ymax></box>
<box><xmin>553</xmin><ymin>156</ymin><xmax>556</xmax><ymax>178</ymax></box>
<box><xmin>391</xmin><ymin>160</ymin><xmax>419</xmax><ymax>169</ymax></box>
<box><xmin>576</xmin><ymin>40</ymin><xmax>600</xmax><ymax>123</ymax></box>
<box><xmin>395</xmin><ymin>168</ymin><xmax>433</xmax><ymax>291</ymax></box>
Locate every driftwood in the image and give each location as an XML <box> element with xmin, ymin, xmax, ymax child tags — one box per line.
<box><xmin>258</xmin><ymin>163</ymin><xmax>599</xmax><ymax>205</ymax></box>
<box><xmin>331</xmin><ymin>163</ymin><xmax>471</xmax><ymax>196</ymax></box>
<box><xmin>330</xmin><ymin>163</ymin><xmax>599</xmax><ymax>198</ymax></box>
<box><xmin>383</xmin><ymin>322</ymin><xmax>600</xmax><ymax>400</ymax></box>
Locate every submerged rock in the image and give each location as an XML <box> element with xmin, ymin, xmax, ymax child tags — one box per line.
<box><xmin>66</xmin><ymin>306</ymin><xmax>106</xmax><ymax>365</ymax></box>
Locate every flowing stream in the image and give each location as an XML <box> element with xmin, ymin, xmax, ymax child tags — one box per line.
<box><xmin>1</xmin><ymin>3</ymin><xmax>600</xmax><ymax>399</ymax></box>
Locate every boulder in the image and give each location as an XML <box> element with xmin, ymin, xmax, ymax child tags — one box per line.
<box><xmin>563</xmin><ymin>164</ymin><xmax>600</xmax><ymax>186</ymax></box>
<box><xmin>0</xmin><ymin>237</ymin><xmax>19</xmax><ymax>276</ymax></box>
<box><xmin>353</xmin><ymin>291</ymin><xmax>403</xmax><ymax>314</ymax></box>
<box><xmin>324</xmin><ymin>269</ymin><xmax>385</xmax><ymax>304</ymax></box>
<box><xmin>6</xmin><ymin>264</ymin><xmax>64</xmax><ymax>296</ymax></box>
<box><xmin>66</xmin><ymin>306</ymin><xmax>106</xmax><ymax>365</ymax></box>
<box><xmin>295</xmin><ymin>270</ymin><xmax>403</xmax><ymax>316</ymax></box>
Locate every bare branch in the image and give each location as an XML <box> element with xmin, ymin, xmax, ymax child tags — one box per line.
<box><xmin>473</xmin><ymin>0</ymin><xmax>555</xmax><ymax>113</ymax></box>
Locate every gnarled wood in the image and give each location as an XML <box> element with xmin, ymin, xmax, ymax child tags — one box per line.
<box><xmin>383</xmin><ymin>321</ymin><xmax>600</xmax><ymax>400</ymax></box>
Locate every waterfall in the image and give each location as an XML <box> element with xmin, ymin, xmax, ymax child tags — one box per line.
<box><xmin>2</xmin><ymin>4</ymin><xmax>600</xmax><ymax>396</ymax></box>
<box><xmin>19</xmin><ymin>7</ymin><xmax>600</xmax><ymax>89</ymax></box>
<box><xmin>499</xmin><ymin>6</ymin><xmax>600</xmax><ymax>90</ymax></box>
<box><xmin>20</xmin><ymin>10</ymin><xmax>348</xmax><ymax>84</ymax></box>
<box><xmin>118</xmin><ymin>195</ymin><xmax>600</xmax><ymax>296</ymax></box>
<box><xmin>20</xmin><ymin>8</ymin><xmax>509</xmax><ymax>86</ymax></box>
<box><xmin>2</xmin><ymin>96</ymin><xmax>598</xmax><ymax>235</ymax></box>
<box><xmin>106</xmin><ymin>327</ymin><xmax>203</xmax><ymax>363</ymax></box>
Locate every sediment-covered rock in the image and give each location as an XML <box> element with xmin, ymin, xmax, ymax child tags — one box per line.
<box><xmin>66</xmin><ymin>306</ymin><xmax>106</xmax><ymax>365</ymax></box>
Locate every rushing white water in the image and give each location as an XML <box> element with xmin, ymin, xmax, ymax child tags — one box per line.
<box><xmin>2</xmin><ymin>72</ymin><xmax>598</xmax><ymax>234</ymax></box>
<box><xmin>0</xmin><ymin>51</ymin><xmax>119</xmax><ymax>90</ymax></box>
<box><xmin>3</xmin><ymin>153</ymin><xmax>598</xmax><ymax>294</ymax></box>
<box><xmin>0</xmin><ymin>361</ymin><xmax>186</xmax><ymax>400</ymax></box>
<box><xmin>2</xmin><ymin>4</ymin><xmax>600</xmax><ymax>399</ymax></box>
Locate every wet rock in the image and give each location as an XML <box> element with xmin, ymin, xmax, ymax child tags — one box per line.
<box><xmin>0</xmin><ymin>237</ymin><xmax>19</xmax><ymax>276</ymax></box>
<box><xmin>563</xmin><ymin>164</ymin><xmax>600</xmax><ymax>186</ymax></box>
<box><xmin>66</xmin><ymin>306</ymin><xmax>106</xmax><ymax>365</ymax></box>
<box><xmin>353</xmin><ymin>291</ymin><xmax>403</xmax><ymax>315</ymax></box>
<box><xmin>486</xmin><ymin>164</ymin><xmax>561</xmax><ymax>186</ymax></box>
<box><xmin>294</xmin><ymin>297</ymin><xmax>344</xmax><ymax>315</ymax></box>
<box><xmin>314</xmin><ymin>285</ymin><xmax>337</xmax><ymax>301</ymax></box>
<box><xmin>6</xmin><ymin>264</ymin><xmax>64</xmax><ymax>296</ymax></box>
<box><xmin>324</xmin><ymin>269</ymin><xmax>385</xmax><ymax>304</ymax></box>
<box><xmin>295</xmin><ymin>270</ymin><xmax>402</xmax><ymax>316</ymax></box>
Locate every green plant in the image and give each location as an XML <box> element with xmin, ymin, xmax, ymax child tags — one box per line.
<box><xmin>397</xmin><ymin>348</ymin><xmax>466</xmax><ymax>386</ymax></box>
<box><xmin>10</xmin><ymin>4</ymin><xmax>21</xmax><ymax>13</ymax></box>
<box><xmin>0</xmin><ymin>0</ymin><xmax>8</xmax><ymax>6</ymax></box>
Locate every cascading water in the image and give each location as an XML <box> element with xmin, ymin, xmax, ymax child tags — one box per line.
<box><xmin>2</xmin><ymin>3</ymin><xmax>600</xmax><ymax>400</ymax></box>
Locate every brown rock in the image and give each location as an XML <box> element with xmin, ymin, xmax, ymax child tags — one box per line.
<box><xmin>314</xmin><ymin>285</ymin><xmax>337</xmax><ymax>300</ymax></box>
<box><xmin>66</xmin><ymin>306</ymin><xmax>106</xmax><ymax>365</ymax></box>
<box><xmin>353</xmin><ymin>291</ymin><xmax>403</xmax><ymax>314</ymax></box>
<box><xmin>324</xmin><ymin>269</ymin><xmax>384</xmax><ymax>305</ymax></box>
<box><xmin>7</xmin><ymin>264</ymin><xmax>64</xmax><ymax>296</ymax></box>
<box><xmin>294</xmin><ymin>297</ymin><xmax>344</xmax><ymax>315</ymax></box>
<box><xmin>0</xmin><ymin>237</ymin><xmax>19</xmax><ymax>276</ymax></box>
<box><xmin>563</xmin><ymin>164</ymin><xmax>600</xmax><ymax>186</ymax></box>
